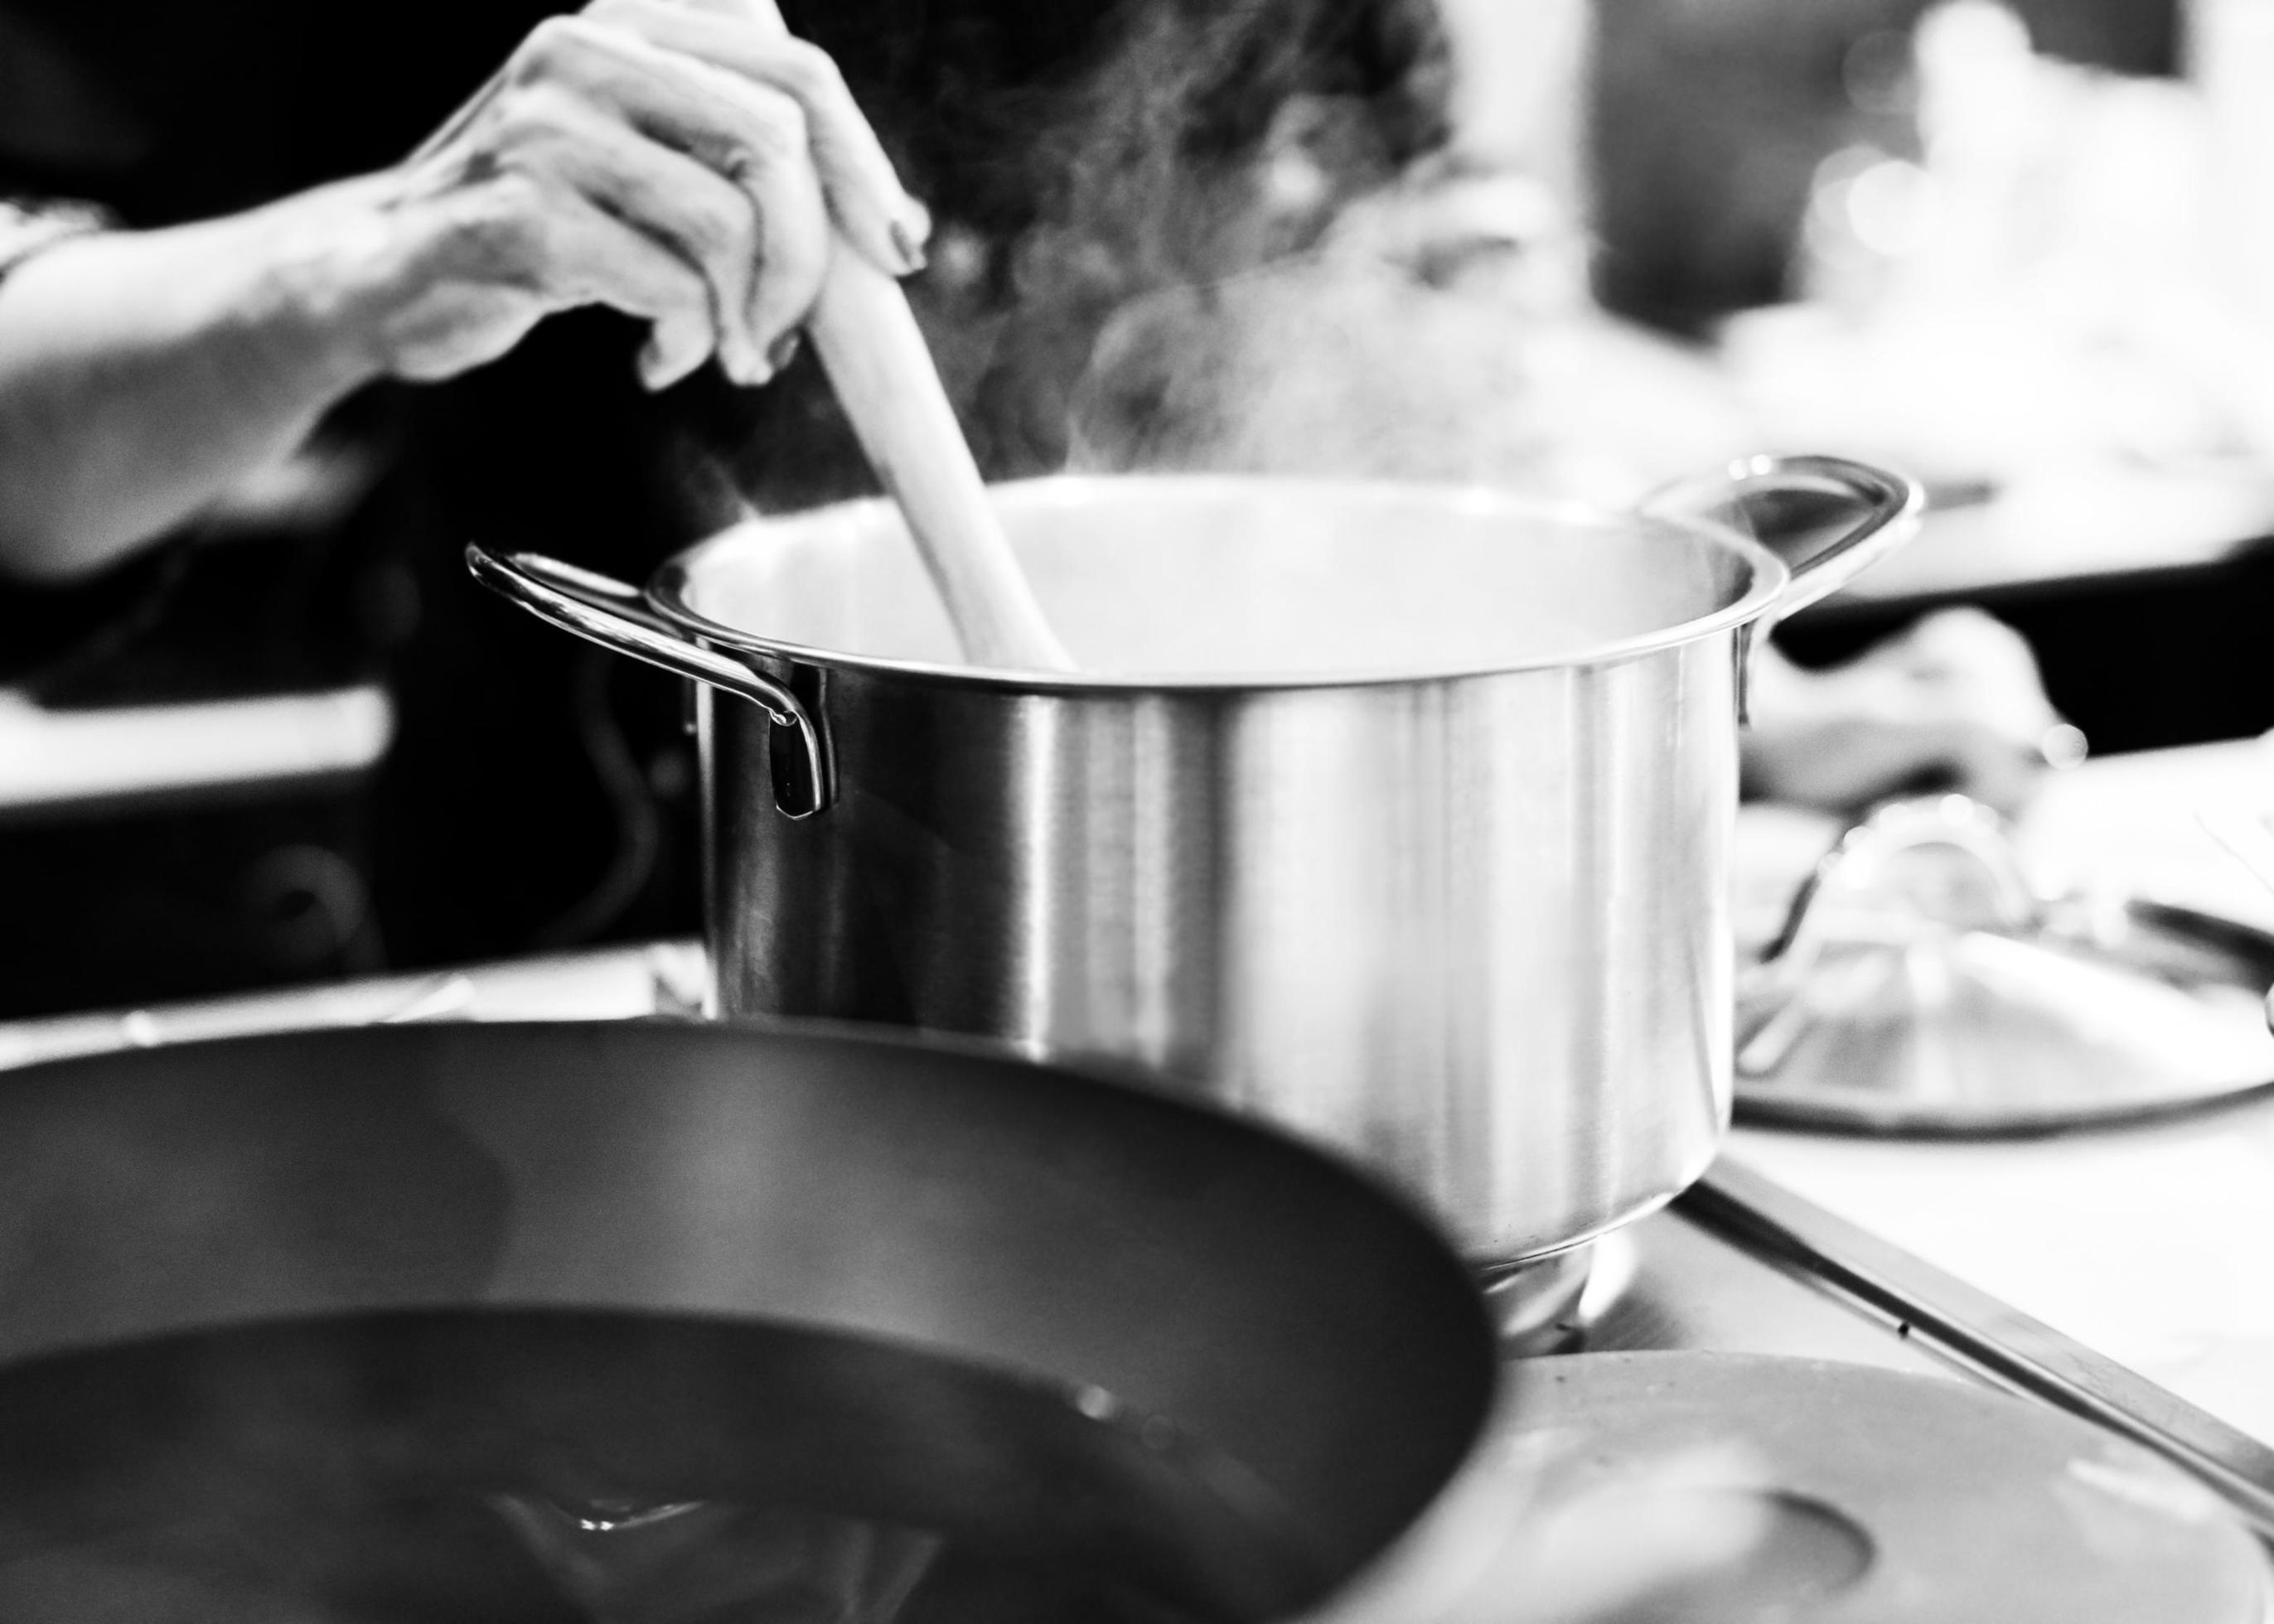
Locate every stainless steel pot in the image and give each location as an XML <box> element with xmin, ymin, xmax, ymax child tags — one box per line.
<box><xmin>471</xmin><ymin>457</ymin><xmax>1919</xmax><ymax>1264</ymax></box>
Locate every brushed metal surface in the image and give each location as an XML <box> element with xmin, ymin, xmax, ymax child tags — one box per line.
<box><xmin>666</xmin><ymin>473</ymin><xmax>1849</xmax><ymax>1265</ymax></box>
<box><xmin>479</xmin><ymin>466</ymin><xmax>1917</xmax><ymax>1265</ymax></box>
<box><xmin>703</xmin><ymin>643</ymin><xmax>1738</xmax><ymax>1264</ymax></box>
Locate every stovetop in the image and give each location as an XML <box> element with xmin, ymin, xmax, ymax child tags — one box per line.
<box><xmin>1517</xmin><ymin>1187</ymin><xmax>1949</xmax><ymax>1375</ymax></box>
<box><xmin>6</xmin><ymin>930</ymin><xmax>2274</xmax><ymax>1618</ymax></box>
<box><xmin>6</xmin><ymin>939</ymin><xmax>2270</xmax><ymax>1518</ymax></box>
<box><xmin>1626</xmin><ymin>1163</ymin><xmax>2274</xmax><ymax>1534</ymax></box>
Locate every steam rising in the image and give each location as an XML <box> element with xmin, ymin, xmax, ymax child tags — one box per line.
<box><xmin>697</xmin><ymin>0</ymin><xmax>1451</xmax><ymax>512</ymax></box>
<box><xmin>1065</xmin><ymin>234</ymin><xmax>1759</xmax><ymax>506</ymax></box>
<box><xmin>965</xmin><ymin>0</ymin><xmax>1754</xmax><ymax>508</ymax></box>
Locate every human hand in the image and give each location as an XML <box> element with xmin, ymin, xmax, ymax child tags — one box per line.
<box><xmin>336</xmin><ymin>0</ymin><xmax>929</xmax><ymax>390</ymax></box>
<box><xmin>1744</xmin><ymin>608</ymin><xmax>2083</xmax><ymax>818</ymax></box>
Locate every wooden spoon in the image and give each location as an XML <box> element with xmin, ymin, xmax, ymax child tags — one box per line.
<box><xmin>806</xmin><ymin>255</ymin><xmax>1077</xmax><ymax>671</ymax></box>
<box><xmin>740</xmin><ymin>1</ymin><xmax>1076</xmax><ymax>674</ymax></box>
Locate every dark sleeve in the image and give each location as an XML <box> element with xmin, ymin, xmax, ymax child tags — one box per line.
<box><xmin>0</xmin><ymin>547</ymin><xmax>187</xmax><ymax>689</ymax></box>
<box><xmin>0</xmin><ymin>195</ymin><xmax>181</xmax><ymax>688</ymax></box>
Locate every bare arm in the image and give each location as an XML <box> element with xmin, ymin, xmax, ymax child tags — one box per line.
<box><xmin>0</xmin><ymin>188</ymin><xmax>393</xmax><ymax>580</ymax></box>
<box><xmin>0</xmin><ymin>0</ymin><xmax>928</xmax><ymax>584</ymax></box>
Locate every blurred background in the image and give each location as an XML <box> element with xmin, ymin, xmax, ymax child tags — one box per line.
<box><xmin>4</xmin><ymin>0</ymin><xmax>2273</xmax><ymax>1017</ymax></box>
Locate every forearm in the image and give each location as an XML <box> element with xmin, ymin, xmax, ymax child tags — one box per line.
<box><xmin>0</xmin><ymin>180</ymin><xmax>393</xmax><ymax>582</ymax></box>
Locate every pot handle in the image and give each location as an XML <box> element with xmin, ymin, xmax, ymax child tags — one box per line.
<box><xmin>1735</xmin><ymin>794</ymin><xmax>2035</xmax><ymax>1071</ymax></box>
<box><xmin>1643</xmin><ymin>453</ymin><xmax>1924</xmax><ymax>625</ymax></box>
<box><xmin>465</xmin><ymin>544</ymin><xmax>834</xmax><ymax>819</ymax></box>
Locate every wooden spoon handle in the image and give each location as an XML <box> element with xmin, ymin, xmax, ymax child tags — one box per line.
<box><xmin>806</xmin><ymin>249</ymin><xmax>1077</xmax><ymax>672</ymax></box>
<box><xmin>721</xmin><ymin>0</ymin><xmax>1072</xmax><ymax>672</ymax></box>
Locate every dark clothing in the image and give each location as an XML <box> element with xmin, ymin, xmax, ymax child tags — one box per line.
<box><xmin>0</xmin><ymin>546</ymin><xmax>182</xmax><ymax>690</ymax></box>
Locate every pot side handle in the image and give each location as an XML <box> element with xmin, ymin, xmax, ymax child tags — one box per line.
<box><xmin>464</xmin><ymin>544</ymin><xmax>834</xmax><ymax>819</ymax></box>
<box><xmin>1643</xmin><ymin>453</ymin><xmax>1925</xmax><ymax>625</ymax></box>
<box><xmin>1736</xmin><ymin>793</ymin><xmax>2035</xmax><ymax>1071</ymax></box>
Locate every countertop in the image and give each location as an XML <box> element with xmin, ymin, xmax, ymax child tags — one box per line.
<box><xmin>0</xmin><ymin>684</ymin><xmax>394</xmax><ymax>817</ymax></box>
<box><xmin>1733</xmin><ymin>734</ymin><xmax>2274</xmax><ymax>1443</ymax></box>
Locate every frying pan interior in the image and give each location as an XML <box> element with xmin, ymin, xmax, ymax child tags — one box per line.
<box><xmin>0</xmin><ymin>1021</ymin><xmax>1497</xmax><ymax>1621</ymax></box>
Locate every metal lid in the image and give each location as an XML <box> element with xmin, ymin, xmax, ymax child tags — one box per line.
<box><xmin>1735</xmin><ymin>796</ymin><xmax>2274</xmax><ymax>1135</ymax></box>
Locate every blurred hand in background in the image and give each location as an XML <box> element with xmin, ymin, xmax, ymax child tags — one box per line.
<box><xmin>1744</xmin><ymin>607</ymin><xmax>2081</xmax><ymax>817</ymax></box>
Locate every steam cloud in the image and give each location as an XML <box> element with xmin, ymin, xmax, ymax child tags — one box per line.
<box><xmin>966</xmin><ymin>0</ymin><xmax>1756</xmax><ymax>507</ymax></box>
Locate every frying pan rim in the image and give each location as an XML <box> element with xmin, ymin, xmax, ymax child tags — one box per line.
<box><xmin>0</xmin><ymin>1019</ymin><xmax>1511</xmax><ymax>1619</ymax></box>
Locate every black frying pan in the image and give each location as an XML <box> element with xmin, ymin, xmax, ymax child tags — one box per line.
<box><xmin>0</xmin><ymin>1020</ymin><xmax>1497</xmax><ymax>1622</ymax></box>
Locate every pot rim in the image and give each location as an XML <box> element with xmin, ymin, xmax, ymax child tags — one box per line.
<box><xmin>646</xmin><ymin>472</ymin><xmax>1789</xmax><ymax>694</ymax></box>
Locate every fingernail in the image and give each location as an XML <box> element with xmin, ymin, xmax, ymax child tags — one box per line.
<box><xmin>636</xmin><ymin>337</ymin><xmax>676</xmax><ymax>393</ymax></box>
<box><xmin>766</xmin><ymin>329</ymin><xmax>802</xmax><ymax>376</ymax></box>
<box><xmin>2038</xmin><ymin>720</ymin><xmax>2089</xmax><ymax>771</ymax></box>
<box><xmin>889</xmin><ymin>217</ymin><xmax>929</xmax><ymax>275</ymax></box>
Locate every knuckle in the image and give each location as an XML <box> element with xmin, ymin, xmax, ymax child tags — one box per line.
<box><xmin>488</xmin><ymin>80</ymin><xmax>575</xmax><ymax>144</ymax></box>
<box><xmin>454</xmin><ymin>178</ymin><xmax>551</xmax><ymax>276</ymax></box>
<box><xmin>714</xmin><ymin>136</ymin><xmax>768</xmax><ymax>187</ymax></box>
<box><xmin>745</xmin><ymin>89</ymin><xmax>809</xmax><ymax>158</ymax></box>
<box><xmin>773</xmin><ymin>92</ymin><xmax>811</xmax><ymax>146</ymax></box>
<box><xmin>683</xmin><ymin>191</ymin><xmax>752</xmax><ymax>261</ymax></box>
<box><xmin>775</xmin><ymin>40</ymin><xmax>844</xmax><ymax>100</ymax></box>
<box><xmin>710</xmin><ymin>95</ymin><xmax>807</xmax><ymax>182</ymax></box>
<box><xmin>510</xmin><ymin>15</ymin><xmax>596</xmax><ymax>80</ymax></box>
